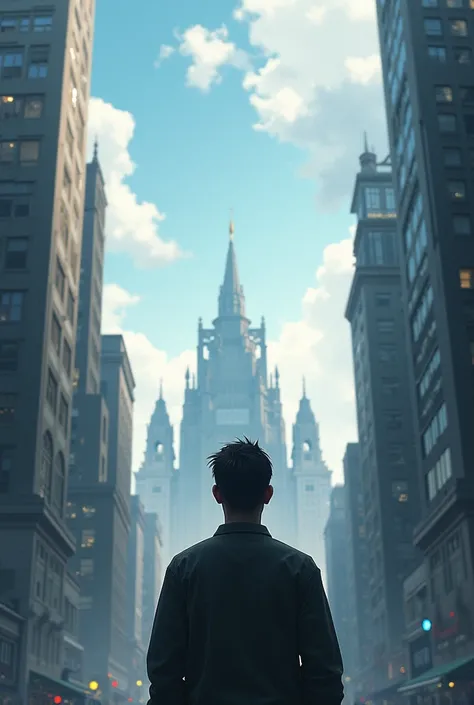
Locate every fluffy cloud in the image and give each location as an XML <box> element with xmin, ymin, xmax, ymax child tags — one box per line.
<box><xmin>267</xmin><ymin>232</ymin><xmax>357</xmax><ymax>481</ymax></box>
<box><xmin>177</xmin><ymin>25</ymin><xmax>250</xmax><ymax>91</ymax></box>
<box><xmin>176</xmin><ymin>0</ymin><xmax>387</xmax><ymax>206</ymax></box>
<box><xmin>87</xmin><ymin>98</ymin><xmax>185</xmax><ymax>267</ymax></box>
<box><xmin>102</xmin><ymin>284</ymin><xmax>194</xmax><ymax>472</ymax></box>
<box><xmin>154</xmin><ymin>44</ymin><xmax>175</xmax><ymax>68</ymax></box>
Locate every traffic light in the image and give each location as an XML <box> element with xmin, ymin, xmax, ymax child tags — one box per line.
<box><xmin>88</xmin><ymin>681</ymin><xmax>99</xmax><ymax>692</ymax></box>
<box><xmin>421</xmin><ymin>619</ymin><xmax>432</xmax><ymax>632</ymax></box>
<box><xmin>53</xmin><ymin>697</ymin><xmax>62</xmax><ymax>704</ymax></box>
<box><xmin>111</xmin><ymin>680</ymin><xmax>119</xmax><ymax>689</ymax></box>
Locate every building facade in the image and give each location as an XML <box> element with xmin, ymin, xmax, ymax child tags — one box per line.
<box><xmin>126</xmin><ymin>496</ymin><xmax>146</xmax><ymax>700</ymax></box>
<box><xmin>0</xmin><ymin>0</ymin><xmax>94</xmax><ymax>700</ymax></box>
<box><xmin>342</xmin><ymin>443</ymin><xmax>371</xmax><ymax>701</ymax></box>
<box><xmin>141</xmin><ymin>512</ymin><xmax>163</xmax><ymax>647</ymax></box>
<box><xmin>345</xmin><ymin>147</ymin><xmax>422</xmax><ymax>696</ymax></box>
<box><xmin>324</xmin><ymin>486</ymin><xmax>352</xmax><ymax>704</ymax></box>
<box><xmin>375</xmin><ymin>0</ymin><xmax>474</xmax><ymax>686</ymax></box>
<box><xmin>291</xmin><ymin>382</ymin><xmax>331</xmax><ymax>580</ymax></box>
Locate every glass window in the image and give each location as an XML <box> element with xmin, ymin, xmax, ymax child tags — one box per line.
<box><xmin>0</xmin><ymin>292</ymin><xmax>23</xmax><ymax>322</ymax></box>
<box><xmin>0</xmin><ymin>342</ymin><xmax>18</xmax><ymax>372</ymax></box>
<box><xmin>448</xmin><ymin>181</ymin><xmax>466</xmax><ymax>199</ymax></box>
<box><xmin>2</xmin><ymin>52</ymin><xmax>23</xmax><ymax>79</ymax></box>
<box><xmin>24</xmin><ymin>96</ymin><xmax>43</xmax><ymax>118</ymax></box>
<box><xmin>46</xmin><ymin>370</ymin><xmax>58</xmax><ymax>412</ymax></box>
<box><xmin>423</xmin><ymin>0</ymin><xmax>438</xmax><ymax>5</ymax></box>
<box><xmin>19</xmin><ymin>140</ymin><xmax>39</xmax><ymax>165</ymax></box>
<box><xmin>385</xmin><ymin>188</ymin><xmax>396</xmax><ymax>211</ymax></box>
<box><xmin>455</xmin><ymin>47</ymin><xmax>472</xmax><ymax>64</ymax></box>
<box><xmin>33</xmin><ymin>15</ymin><xmax>53</xmax><ymax>32</ymax></box>
<box><xmin>453</xmin><ymin>215</ymin><xmax>471</xmax><ymax>234</ymax></box>
<box><xmin>460</xmin><ymin>269</ymin><xmax>474</xmax><ymax>288</ymax></box>
<box><xmin>0</xmin><ymin>95</ymin><xmax>22</xmax><ymax>119</ymax></box>
<box><xmin>0</xmin><ymin>141</ymin><xmax>17</xmax><ymax>163</ymax></box>
<box><xmin>428</xmin><ymin>46</ymin><xmax>447</xmax><ymax>61</ymax></box>
<box><xmin>451</xmin><ymin>19</ymin><xmax>468</xmax><ymax>36</ymax></box>
<box><xmin>438</xmin><ymin>114</ymin><xmax>457</xmax><ymax>132</ymax></box>
<box><xmin>55</xmin><ymin>258</ymin><xmax>65</xmax><ymax>299</ymax></box>
<box><xmin>366</xmin><ymin>187</ymin><xmax>381</xmax><ymax>210</ymax></box>
<box><xmin>443</xmin><ymin>148</ymin><xmax>462</xmax><ymax>166</ymax></box>
<box><xmin>5</xmin><ymin>238</ymin><xmax>27</xmax><ymax>269</ymax></box>
<box><xmin>424</xmin><ymin>18</ymin><xmax>442</xmax><ymax>35</ymax></box>
<box><xmin>435</xmin><ymin>86</ymin><xmax>453</xmax><ymax>103</ymax></box>
<box><xmin>51</xmin><ymin>314</ymin><xmax>61</xmax><ymax>356</ymax></box>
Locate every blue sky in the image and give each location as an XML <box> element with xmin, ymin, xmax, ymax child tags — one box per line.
<box><xmin>88</xmin><ymin>0</ymin><xmax>386</xmax><ymax>478</ymax></box>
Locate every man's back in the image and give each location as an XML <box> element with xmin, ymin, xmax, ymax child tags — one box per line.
<box><xmin>147</xmin><ymin>523</ymin><xmax>344</xmax><ymax>705</ymax></box>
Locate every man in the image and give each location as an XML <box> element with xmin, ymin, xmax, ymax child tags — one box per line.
<box><xmin>147</xmin><ymin>438</ymin><xmax>344</xmax><ymax>705</ymax></box>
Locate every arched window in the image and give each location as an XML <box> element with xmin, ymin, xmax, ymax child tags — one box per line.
<box><xmin>39</xmin><ymin>432</ymin><xmax>53</xmax><ymax>501</ymax></box>
<box><xmin>303</xmin><ymin>440</ymin><xmax>312</xmax><ymax>460</ymax></box>
<box><xmin>53</xmin><ymin>452</ymin><xmax>65</xmax><ymax>516</ymax></box>
<box><xmin>155</xmin><ymin>441</ymin><xmax>164</xmax><ymax>456</ymax></box>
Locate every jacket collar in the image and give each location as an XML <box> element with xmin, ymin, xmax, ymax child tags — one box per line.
<box><xmin>214</xmin><ymin>522</ymin><xmax>271</xmax><ymax>537</ymax></box>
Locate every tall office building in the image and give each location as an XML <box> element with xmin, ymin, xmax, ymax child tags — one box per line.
<box><xmin>324</xmin><ymin>486</ymin><xmax>352</xmax><ymax>704</ymax></box>
<box><xmin>342</xmin><ymin>444</ymin><xmax>371</xmax><ymax>700</ymax></box>
<box><xmin>0</xmin><ymin>0</ymin><xmax>95</xmax><ymax>700</ymax></box>
<box><xmin>345</xmin><ymin>147</ymin><xmax>421</xmax><ymax>696</ymax></box>
<box><xmin>141</xmin><ymin>512</ymin><xmax>163</xmax><ymax>646</ymax></box>
<box><xmin>126</xmin><ymin>496</ymin><xmax>146</xmax><ymax>698</ymax></box>
<box><xmin>375</xmin><ymin>0</ymin><xmax>474</xmax><ymax>676</ymax></box>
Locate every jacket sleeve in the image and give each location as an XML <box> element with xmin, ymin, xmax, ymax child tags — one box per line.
<box><xmin>147</xmin><ymin>563</ymin><xmax>187</xmax><ymax>705</ymax></box>
<box><xmin>297</xmin><ymin>559</ymin><xmax>344</xmax><ymax>705</ymax></box>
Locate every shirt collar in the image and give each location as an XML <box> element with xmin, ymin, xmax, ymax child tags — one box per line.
<box><xmin>214</xmin><ymin>523</ymin><xmax>271</xmax><ymax>537</ymax></box>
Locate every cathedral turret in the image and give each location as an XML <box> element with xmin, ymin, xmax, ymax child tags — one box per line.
<box><xmin>291</xmin><ymin>381</ymin><xmax>331</xmax><ymax>581</ymax></box>
<box><xmin>218</xmin><ymin>220</ymin><xmax>246</xmax><ymax>318</ymax></box>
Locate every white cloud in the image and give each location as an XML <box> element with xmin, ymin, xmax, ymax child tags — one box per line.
<box><xmin>177</xmin><ymin>24</ymin><xmax>250</xmax><ymax>91</ymax></box>
<box><xmin>154</xmin><ymin>44</ymin><xmax>175</xmax><ymax>68</ymax></box>
<box><xmin>102</xmin><ymin>284</ymin><xmax>195</xmax><ymax>473</ymax></box>
<box><xmin>87</xmin><ymin>98</ymin><xmax>186</xmax><ymax>267</ymax></box>
<box><xmin>267</xmin><ymin>232</ymin><xmax>357</xmax><ymax>481</ymax></box>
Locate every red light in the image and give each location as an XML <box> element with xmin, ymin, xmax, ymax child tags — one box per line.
<box><xmin>53</xmin><ymin>697</ymin><xmax>62</xmax><ymax>704</ymax></box>
<box><xmin>111</xmin><ymin>680</ymin><xmax>118</xmax><ymax>688</ymax></box>
<box><xmin>128</xmin><ymin>699</ymin><xmax>133</xmax><ymax>702</ymax></box>
<box><xmin>450</xmin><ymin>611</ymin><xmax>455</xmax><ymax>618</ymax></box>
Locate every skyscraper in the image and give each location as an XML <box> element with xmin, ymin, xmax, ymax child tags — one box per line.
<box><xmin>324</xmin><ymin>486</ymin><xmax>351</xmax><ymax>704</ymax></box>
<box><xmin>0</xmin><ymin>0</ymin><xmax>95</xmax><ymax>700</ymax></box>
<box><xmin>345</xmin><ymin>147</ymin><xmax>421</xmax><ymax>695</ymax></box>
<box><xmin>375</xmin><ymin>0</ymin><xmax>474</xmax><ymax>673</ymax></box>
<box><xmin>126</xmin><ymin>496</ymin><xmax>146</xmax><ymax>696</ymax></box>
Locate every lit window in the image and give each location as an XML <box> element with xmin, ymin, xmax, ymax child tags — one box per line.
<box><xmin>448</xmin><ymin>181</ymin><xmax>466</xmax><ymax>199</ymax></box>
<box><xmin>451</xmin><ymin>19</ymin><xmax>468</xmax><ymax>36</ymax></box>
<box><xmin>0</xmin><ymin>141</ymin><xmax>17</xmax><ymax>163</ymax></box>
<box><xmin>424</xmin><ymin>18</ymin><xmax>442</xmax><ymax>36</ymax></box>
<box><xmin>428</xmin><ymin>46</ymin><xmax>447</xmax><ymax>61</ymax></box>
<box><xmin>438</xmin><ymin>114</ymin><xmax>457</xmax><ymax>133</ymax></box>
<box><xmin>0</xmin><ymin>95</ymin><xmax>22</xmax><ymax>119</ymax></box>
<box><xmin>24</xmin><ymin>97</ymin><xmax>43</xmax><ymax>119</ymax></box>
<box><xmin>435</xmin><ymin>86</ymin><xmax>453</xmax><ymax>103</ymax></box>
<box><xmin>81</xmin><ymin>530</ymin><xmax>95</xmax><ymax>549</ymax></box>
<box><xmin>392</xmin><ymin>481</ymin><xmax>409</xmax><ymax>502</ymax></box>
<box><xmin>460</xmin><ymin>269</ymin><xmax>474</xmax><ymax>288</ymax></box>
<box><xmin>453</xmin><ymin>215</ymin><xmax>471</xmax><ymax>234</ymax></box>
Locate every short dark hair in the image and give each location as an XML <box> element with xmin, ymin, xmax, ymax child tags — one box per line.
<box><xmin>208</xmin><ymin>437</ymin><xmax>273</xmax><ymax>512</ymax></box>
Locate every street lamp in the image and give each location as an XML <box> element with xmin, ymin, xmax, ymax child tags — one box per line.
<box><xmin>136</xmin><ymin>680</ymin><xmax>143</xmax><ymax>687</ymax></box>
<box><xmin>89</xmin><ymin>681</ymin><xmax>99</xmax><ymax>692</ymax></box>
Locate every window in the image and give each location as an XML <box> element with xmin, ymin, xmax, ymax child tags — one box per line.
<box><xmin>0</xmin><ymin>16</ymin><xmax>18</xmax><ymax>32</ymax></box>
<box><xmin>24</xmin><ymin>96</ymin><xmax>43</xmax><ymax>118</ymax></box>
<box><xmin>423</xmin><ymin>404</ymin><xmax>448</xmax><ymax>457</ymax></box>
<box><xmin>0</xmin><ymin>141</ymin><xmax>17</xmax><ymax>163</ymax></box>
<box><xmin>392</xmin><ymin>481</ymin><xmax>409</xmax><ymax>502</ymax></box>
<box><xmin>2</xmin><ymin>52</ymin><xmax>23</xmax><ymax>79</ymax></box>
<box><xmin>460</xmin><ymin>268</ymin><xmax>474</xmax><ymax>288</ymax></box>
<box><xmin>428</xmin><ymin>46</ymin><xmax>447</xmax><ymax>61</ymax></box>
<box><xmin>19</xmin><ymin>140</ymin><xmax>39</xmax><ymax>165</ymax></box>
<box><xmin>52</xmin><ymin>453</ymin><xmax>65</xmax><ymax>515</ymax></box>
<box><xmin>453</xmin><ymin>215</ymin><xmax>471</xmax><ymax>234</ymax></box>
<box><xmin>5</xmin><ymin>238</ymin><xmax>27</xmax><ymax>269</ymax></box>
<box><xmin>461</xmin><ymin>86</ymin><xmax>474</xmax><ymax>104</ymax></box>
<box><xmin>447</xmin><ymin>0</ymin><xmax>464</xmax><ymax>6</ymax></box>
<box><xmin>0</xmin><ymin>395</ymin><xmax>15</xmax><ymax>424</ymax></box>
<box><xmin>51</xmin><ymin>314</ymin><xmax>61</xmax><ymax>356</ymax></box>
<box><xmin>365</xmin><ymin>187</ymin><xmax>381</xmax><ymax>210</ymax></box>
<box><xmin>443</xmin><ymin>148</ymin><xmax>462</xmax><ymax>166</ymax></box>
<box><xmin>448</xmin><ymin>181</ymin><xmax>466</xmax><ymax>200</ymax></box>
<box><xmin>33</xmin><ymin>15</ymin><xmax>53</xmax><ymax>32</ymax></box>
<box><xmin>67</xmin><ymin>289</ymin><xmax>74</xmax><ymax>322</ymax></box>
<box><xmin>81</xmin><ymin>529</ymin><xmax>95</xmax><ymax>549</ymax></box>
<box><xmin>58</xmin><ymin>395</ymin><xmax>68</xmax><ymax>432</ymax></box>
<box><xmin>0</xmin><ymin>342</ymin><xmax>19</xmax><ymax>371</ymax></box>
<box><xmin>422</xmin><ymin>0</ymin><xmax>438</xmax><ymax>5</ymax></box>
<box><xmin>388</xmin><ymin>444</ymin><xmax>405</xmax><ymax>465</ymax></box>
<box><xmin>55</xmin><ymin>258</ymin><xmax>65</xmax><ymax>298</ymax></box>
<box><xmin>424</xmin><ymin>18</ymin><xmax>442</xmax><ymax>35</ymax></box>
<box><xmin>62</xmin><ymin>339</ymin><xmax>72</xmax><ymax>375</ymax></box>
<box><xmin>0</xmin><ymin>95</ymin><xmax>22</xmax><ymax>119</ymax></box>
<box><xmin>435</xmin><ymin>86</ymin><xmax>453</xmax><ymax>103</ymax></box>
<box><xmin>0</xmin><ymin>446</ymin><xmax>13</xmax><ymax>494</ymax></box>
<box><xmin>0</xmin><ymin>292</ymin><xmax>23</xmax><ymax>322</ymax></box>
<box><xmin>438</xmin><ymin>114</ymin><xmax>457</xmax><ymax>133</ymax></box>
<box><xmin>451</xmin><ymin>19</ymin><xmax>468</xmax><ymax>36</ymax></box>
<box><xmin>80</xmin><ymin>559</ymin><xmax>94</xmax><ymax>577</ymax></box>
<box><xmin>376</xmin><ymin>293</ymin><xmax>391</xmax><ymax>306</ymax></box>
<box><xmin>28</xmin><ymin>47</ymin><xmax>49</xmax><ymax>79</ymax></box>
<box><xmin>464</xmin><ymin>114</ymin><xmax>474</xmax><ymax>135</ymax></box>
<box><xmin>46</xmin><ymin>370</ymin><xmax>58</xmax><ymax>412</ymax></box>
<box><xmin>385</xmin><ymin>188</ymin><xmax>396</xmax><ymax>211</ymax></box>
<box><xmin>455</xmin><ymin>47</ymin><xmax>472</xmax><ymax>63</ymax></box>
<box><xmin>377</xmin><ymin>320</ymin><xmax>395</xmax><ymax>334</ymax></box>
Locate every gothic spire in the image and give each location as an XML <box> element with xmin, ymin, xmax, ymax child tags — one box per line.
<box><xmin>93</xmin><ymin>136</ymin><xmax>99</xmax><ymax>162</ymax></box>
<box><xmin>302</xmin><ymin>376</ymin><xmax>306</xmax><ymax>398</ymax></box>
<box><xmin>218</xmin><ymin>219</ymin><xmax>246</xmax><ymax>318</ymax></box>
<box><xmin>159</xmin><ymin>378</ymin><xmax>163</xmax><ymax>400</ymax></box>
